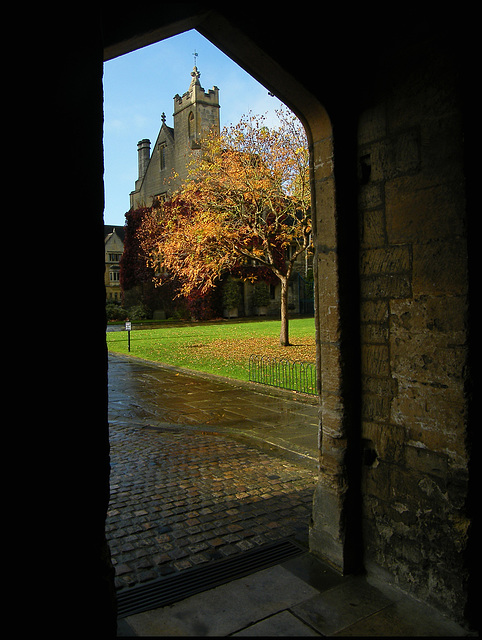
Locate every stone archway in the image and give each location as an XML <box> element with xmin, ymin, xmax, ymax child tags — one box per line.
<box><xmin>104</xmin><ymin>9</ymin><xmax>359</xmax><ymax>575</ymax></box>
<box><xmin>27</xmin><ymin>8</ymin><xmax>476</xmax><ymax>634</ymax></box>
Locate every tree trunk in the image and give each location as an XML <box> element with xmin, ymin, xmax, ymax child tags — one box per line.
<box><xmin>279</xmin><ymin>276</ymin><xmax>290</xmax><ymax>346</ymax></box>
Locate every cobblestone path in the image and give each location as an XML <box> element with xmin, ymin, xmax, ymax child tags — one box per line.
<box><xmin>107</xmin><ymin>423</ymin><xmax>317</xmax><ymax>591</ymax></box>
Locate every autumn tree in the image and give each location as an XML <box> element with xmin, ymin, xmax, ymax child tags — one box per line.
<box><xmin>137</xmin><ymin>197</ymin><xmax>223</xmax><ymax>320</ymax></box>
<box><xmin>120</xmin><ymin>206</ymin><xmax>179</xmax><ymax>315</ymax></box>
<box><xmin>141</xmin><ymin>108</ymin><xmax>312</xmax><ymax>346</ymax></box>
<box><xmin>120</xmin><ymin>207</ymin><xmax>154</xmax><ymax>292</ymax></box>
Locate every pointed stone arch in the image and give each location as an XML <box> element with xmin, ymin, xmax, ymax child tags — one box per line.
<box><xmin>104</xmin><ymin>9</ymin><xmax>360</xmax><ymax>575</ymax></box>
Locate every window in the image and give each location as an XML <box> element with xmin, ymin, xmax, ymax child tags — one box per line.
<box><xmin>188</xmin><ymin>112</ymin><xmax>194</xmax><ymax>140</ymax></box>
<box><xmin>110</xmin><ymin>270</ymin><xmax>120</xmax><ymax>282</ymax></box>
<box><xmin>160</xmin><ymin>143</ymin><xmax>166</xmax><ymax>170</ymax></box>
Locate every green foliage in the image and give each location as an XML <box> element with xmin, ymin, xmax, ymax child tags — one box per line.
<box><xmin>106</xmin><ymin>303</ymin><xmax>127</xmax><ymax>321</ymax></box>
<box><xmin>128</xmin><ymin>303</ymin><xmax>151</xmax><ymax>320</ymax></box>
<box><xmin>251</xmin><ymin>282</ymin><xmax>270</xmax><ymax>307</ymax></box>
<box><xmin>222</xmin><ymin>278</ymin><xmax>243</xmax><ymax>309</ymax></box>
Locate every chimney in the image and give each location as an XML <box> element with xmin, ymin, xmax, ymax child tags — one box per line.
<box><xmin>137</xmin><ymin>139</ymin><xmax>151</xmax><ymax>180</ymax></box>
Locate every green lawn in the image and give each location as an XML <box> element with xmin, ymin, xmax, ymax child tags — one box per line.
<box><xmin>106</xmin><ymin>318</ymin><xmax>316</xmax><ymax>383</ymax></box>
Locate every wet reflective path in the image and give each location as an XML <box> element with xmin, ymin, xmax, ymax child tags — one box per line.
<box><xmin>108</xmin><ymin>353</ymin><xmax>319</xmax><ymax>461</ymax></box>
<box><xmin>107</xmin><ymin>353</ymin><xmax>319</xmax><ymax>590</ymax></box>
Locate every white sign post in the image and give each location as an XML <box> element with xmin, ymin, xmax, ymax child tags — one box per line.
<box><xmin>125</xmin><ymin>321</ymin><xmax>131</xmax><ymax>351</ymax></box>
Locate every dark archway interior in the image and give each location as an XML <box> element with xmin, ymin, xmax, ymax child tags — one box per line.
<box><xmin>26</xmin><ymin>6</ymin><xmax>477</xmax><ymax>635</ymax></box>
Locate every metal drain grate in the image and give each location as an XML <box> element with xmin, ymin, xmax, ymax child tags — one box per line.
<box><xmin>117</xmin><ymin>538</ymin><xmax>306</xmax><ymax>618</ymax></box>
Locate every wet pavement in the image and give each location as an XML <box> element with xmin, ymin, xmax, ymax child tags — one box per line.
<box><xmin>108</xmin><ymin>353</ymin><xmax>319</xmax><ymax>463</ymax></box>
<box><xmin>107</xmin><ymin>353</ymin><xmax>319</xmax><ymax>590</ymax></box>
<box><xmin>107</xmin><ymin>354</ymin><xmax>471</xmax><ymax>636</ymax></box>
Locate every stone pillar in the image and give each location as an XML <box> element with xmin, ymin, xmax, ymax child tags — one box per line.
<box><xmin>308</xmin><ymin>123</ymin><xmax>362</xmax><ymax>574</ymax></box>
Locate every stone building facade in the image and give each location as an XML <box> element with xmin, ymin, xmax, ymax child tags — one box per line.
<box><xmin>129</xmin><ymin>65</ymin><xmax>220</xmax><ymax>208</ymax></box>
<box><xmin>104</xmin><ymin>226</ymin><xmax>125</xmax><ymax>301</ymax></box>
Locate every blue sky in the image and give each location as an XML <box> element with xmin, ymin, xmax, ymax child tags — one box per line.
<box><xmin>103</xmin><ymin>29</ymin><xmax>285</xmax><ymax>227</ymax></box>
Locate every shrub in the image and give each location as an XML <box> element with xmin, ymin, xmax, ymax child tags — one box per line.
<box><xmin>127</xmin><ymin>303</ymin><xmax>151</xmax><ymax>320</ymax></box>
<box><xmin>222</xmin><ymin>278</ymin><xmax>243</xmax><ymax>309</ymax></box>
<box><xmin>106</xmin><ymin>303</ymin><xmax>127</xmax><ymax>321</ymax></box>
<box><xmin>252</xmin><ymin>282</ymin><xmax>270</xmax><ymax>307</ymax></box>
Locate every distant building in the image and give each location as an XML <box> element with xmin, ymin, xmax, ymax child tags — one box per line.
<box><xmin>128</xmin><ymin>64</ymin><xmax>312</xmax><ymax>317</ymax></box>
<box><xmin>104</xmin><ymin>226</ymin><xmax>125</xmax><ymax>302</ymax></box>
<box><xmin>130</xmin><ymin>65</ymin><xmax>220</xmax><ymax>208</ymax></box>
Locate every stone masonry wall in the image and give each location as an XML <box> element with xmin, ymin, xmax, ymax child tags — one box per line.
<box><xmin>357</xmin><ymin>40</ymin><xmax>469</xmax><ymax>617</ymax></box>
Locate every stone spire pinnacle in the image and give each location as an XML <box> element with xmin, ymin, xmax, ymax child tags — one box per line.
<box><xmin>190</xmin><ymin>65</ymin><xmax>201</xmax><ymax>88</ymax></box>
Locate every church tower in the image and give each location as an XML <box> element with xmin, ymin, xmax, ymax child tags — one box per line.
<box><xmin>172</xmin><ymin>65</ymin><xmax>220</xmax><ymax>186</ymax></box>
<box><xmin>130</xmin><ymin>64</ymin><xmax>220</xmax><ymax>209</ymax></box>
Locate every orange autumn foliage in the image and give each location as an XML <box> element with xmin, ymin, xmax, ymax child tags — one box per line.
<box><xmin>139</xmin><ymin>108</ymin><xmax>312</xmax><ymax>345</ymax></box>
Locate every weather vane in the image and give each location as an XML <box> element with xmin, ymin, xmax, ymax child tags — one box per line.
<box><xmin>192</xmin><ymin>50</ymin><xmax>198</xmax><ymax>66</ymax></box>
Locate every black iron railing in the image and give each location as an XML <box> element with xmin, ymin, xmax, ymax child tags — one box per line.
<box><xmin>248</xmin><ymin>354</ymin><xmax>317</xmax><ymax>395</ymax></box>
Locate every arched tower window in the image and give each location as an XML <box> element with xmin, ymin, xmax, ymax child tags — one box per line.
<box><xmin>188</xmin><ymin>111</ymin><xmax>195</xmax><ymax>142</ymax></box>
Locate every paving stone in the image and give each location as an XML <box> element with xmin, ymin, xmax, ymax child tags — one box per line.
<box><xmin>107</xmin><ymin>427</ymin><xmax>316</xmax><ymax>589</ymax></box>
<box><xmin>207</xmin><ymin>537</ymin><xmax>224</xmax><ymax>547</ymax></box>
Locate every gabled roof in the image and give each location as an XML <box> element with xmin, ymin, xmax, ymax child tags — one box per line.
<box><xmin>104</xmin><ymin>225</ymin><xmax>126</xmax><ymax>243</ymax></box>
<box><xmin>134</xmin><ymin>121</ymin><xmax>175</xmax><ymax>194</ymax></box>
<box><xmin>159</xmin><ymin>122</ymin><xmax>174</xmax><ymax>140</ymax></box>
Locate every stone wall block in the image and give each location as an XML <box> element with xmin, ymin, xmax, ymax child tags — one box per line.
<box><xmin>361</xmin><ymin>274</ymin><xmax>412</xmax><ymax>300</ymax></box>
<box><xmin>360</xmin><ymin>245</ymin><xmax>411</xmax><ymax>276</ymax></box>
<box><xmin>386</xmin><ymin>176</ymin><xmax>465</xmax><ymax>245</ymax></box>
<box><xmin>412</xmin><ymin>240</ymin><xmax>468</xmax><ymax>297</ymax></box>
<box><xmin>360</xmin><ymin>208</ymin><xmax>386</xmax><ymax>247</ymax></box>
